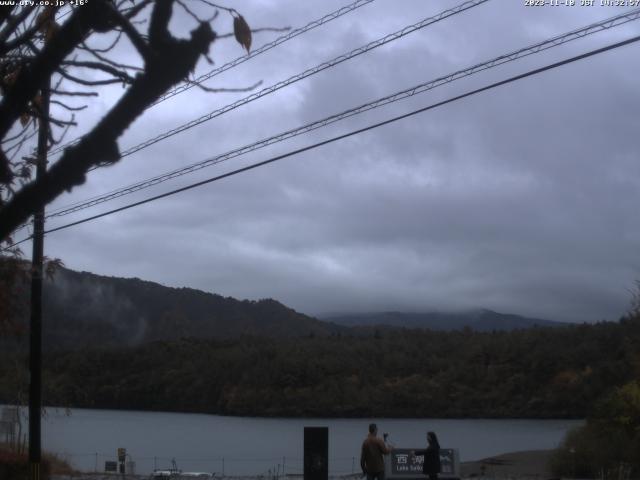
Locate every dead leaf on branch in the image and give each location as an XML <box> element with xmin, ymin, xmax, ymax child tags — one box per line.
<box><xmin>3</xmin><ymin>67</ymin><xmax>20</xmax><ymax>89</ymax></box>
<box><xmin>36</xmin><ymin>7</ymin><xmax>57</xmax><ymax>34</ymax></box>
<box><xmin>36</xmin><ymin>6</ymin><xmax>59</xmax><ymax>43</ymax></box>
<box><xmin>32</xmin><ymin>95</ymin><xmax>42</xmax><ymax>110</ymax></box>
<box><xmin>17</xmin><ymin>95</ymin><xmax>44</xmax><ymax>128</ymax></box>
<box><xmin>44</xmin><ymin>257</ymin><xmax>65</xmax><ymax>281</ymax></box>
<box><xmin>233</xmin><ymin>14</ymin><xmax>252</xmax><ymax>53</ymax></box>
<box><xmin>45</xmin><ymin>22</ymin><xmax>60</xmax><ymax>43</ymax></box>
<box><xmin>19</xmin><ymin>165</ymin><xmax>32</xmax><ymax>180</ymax></box>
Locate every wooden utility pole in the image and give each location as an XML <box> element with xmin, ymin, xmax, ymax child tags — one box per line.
<box><xmin>29</xmin><ymin>76</ymin><xmax>50</xmax><ymax>480</ymax></box>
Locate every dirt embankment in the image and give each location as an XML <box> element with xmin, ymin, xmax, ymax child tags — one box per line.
<box><xmin>461</xmin><ymin>449</ymin><xmax>553</xmax><ymax>478</ymax></box>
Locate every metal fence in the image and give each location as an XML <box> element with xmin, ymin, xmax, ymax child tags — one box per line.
<box><xmin>55</xmin><ymin>452</ymin><xmax>362</xmax><ymax>477</ymax></box>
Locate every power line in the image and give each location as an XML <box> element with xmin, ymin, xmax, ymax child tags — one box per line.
<box><xmin>45</xmin><ymin>0</ymin><xmax>487</xmax><ymax>169</ymax></box>
<box><xmin>46</xmin><ymin>0</ymin><xmax>376</xmax><ymax>157</ymax></box>
<box><xmin>45</xmin><ymin>0</ymin><xmax>490</xmax><ymax>216</ymax></box>
<box><xmin>4</xmin><ymin>0</ymin><xmax>487</xmax><ymax>240</ymax></box>
<box><xmin>115</xmin><ymin>0</ymin><xmax>489</xmax><ymax>159</ymax></box>
<box><xmin>44</xmin><ymin>7</ymin><xmax>640</xmax><ymax>219</ymax></box>
<box><xmin>30</xmin><ymin>34</ymin><xmax>640</xmax><ymax>241</ymax></box>
<box><xmin>153</xmin><ymin>0</ymin><xmax>376</xmax><ymax>106</ymax></box>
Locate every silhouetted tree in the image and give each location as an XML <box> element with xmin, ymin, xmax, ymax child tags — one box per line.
<box><xmin>0</xmin><ymin>0</ymin><xmax>262</xmax><ymax>334</ymax></box>
<box><xmin>0</xmin><ymin>0</ymin><xmax>255</xmax><ymax>243</ymax></box>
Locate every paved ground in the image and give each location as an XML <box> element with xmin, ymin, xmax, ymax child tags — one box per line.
<box><xmin>460</xmin><ymin>449</ymin><xmax>554</xmax><ymax>478</ymax></box>
<box><xmin>53</xmin><ymin>450</ymin><xmax>555</xmax><ymax>480</ymax></box>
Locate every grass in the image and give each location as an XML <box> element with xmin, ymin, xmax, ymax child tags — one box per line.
<box><xmin>0</xmin><ymin>443</ymin><xmax>76</xmax><ymax>479</ymax></box>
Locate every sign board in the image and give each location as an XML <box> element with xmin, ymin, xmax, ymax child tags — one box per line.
<box><xmin>385</xmin><ymin>448</ymin><xmax>460</xmax><ymax>480</ymax></box>
<box><xmin>105</xmin><ymin>461</ymin><xmax>118</xmax><ymax>472</ymax></box>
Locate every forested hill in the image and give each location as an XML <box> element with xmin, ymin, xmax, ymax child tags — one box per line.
<box><xmin>1</xmin><ymin>317</ymin><xmax>637</xmax><ymax>418</ymax></box>
<box><xmin>325</xmin><ymin>310</ymin><xmax>566</xmax><ymax>331</ymax></box>
<box><xmin>37</xmin><ymin>266</ymin><xmax>341</xmax><ymax>349</ymax></box>
<box><xmin>5</xmin><ymin>264</ymin><xmax>569</xmax><ymax>351</ymax></box>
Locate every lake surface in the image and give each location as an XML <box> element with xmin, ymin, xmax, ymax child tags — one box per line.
<box><xmin>37</xmin><ymin>408</ymin><xmax>582</xmax><ymax>475</ymax></box>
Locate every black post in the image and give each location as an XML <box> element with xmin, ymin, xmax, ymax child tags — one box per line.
<box><xmin>304</xmin><ymin>427</ymin><xmax>328</xmax><ymax>480</ymax></box>
<box><xmin>29</xmin><ymin>77</ymin><xmax>50</xmax><ymax>480</ymax></box>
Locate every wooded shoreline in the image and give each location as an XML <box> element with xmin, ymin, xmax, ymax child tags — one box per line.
<box><xmin>3</xmin><ymin>317</ymin><xmax>637</xmax><ymax>419</ymax></box>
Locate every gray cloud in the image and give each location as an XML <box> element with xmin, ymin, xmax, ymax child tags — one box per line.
<box><xmin>35</xmin><ymin>0</ymin><xmax>640</xmax><ymax>324</ymax></box>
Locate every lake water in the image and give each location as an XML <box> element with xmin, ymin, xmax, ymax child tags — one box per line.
<box><xmin>34</xmin><ymin>407</ymin><xmax>583</xmax><ymax>475</ymax></box>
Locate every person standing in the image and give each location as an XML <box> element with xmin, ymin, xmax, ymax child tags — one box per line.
<box><xmin>360</xmin><ymin>423</ymin><xmax>392</xmax><ymax>480</ymax></box>
<box><xmin>411</xmin><ymin>431</ymin><xmax>441</xmax><ymax>480</ymax></box>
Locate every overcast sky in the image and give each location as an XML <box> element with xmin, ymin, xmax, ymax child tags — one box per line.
<box><xmin>16</xmin><ymin>0</ymin><xmax>640</xmax><ymax>323</ymax></box>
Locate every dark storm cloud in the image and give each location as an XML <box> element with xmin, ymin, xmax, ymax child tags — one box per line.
<box><xmin>39</xmin><ymin>0</ymin><xmax>640</xmax><ymax>323</ymax></box>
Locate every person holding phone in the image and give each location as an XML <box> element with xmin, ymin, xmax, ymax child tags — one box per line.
<box><xmin>360</xmin><ymin>423</ymin><xmax>393</xmax><ymax>480</ymax></box>
<box><xmin>410</xmin><ymin>431</ymin><xmax>440</xmax><ymax>480</ymax></box>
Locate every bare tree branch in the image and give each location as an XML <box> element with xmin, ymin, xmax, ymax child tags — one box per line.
<box><xmin>149</xmin><ymin>0</ymin><xmax>173</xmax><ymax>47</ymax></box>
<box><xmin>48</xmin><ymin>116</ymin><xmax>76</xmax><ymax>128</ymax></box>
<box><xmin>123</xmin><ymin>0</ymin><xmax>154</xmax><ymax>20</ymax></box>
<box><xmin>198</xmin><ymin>0</ymin><xmax>237</xmax><ymax>15</ymax></box>
<box><xmin>50</xmin><ymin>89</ymin><xmax>98</xmax><ymax>97</ymax></box>
<box><xmin>79</xmin><ymin>43</ymin><xmax>143</xmax><ymax>72</ymax></box>
<box><xmin>0</xmin><ymin>2</ymin><xmax>110</xmax><ymax>141</ymax></box>
<box><xmin>6</xmin><ymin>129</ymin><xmax>38</xmax><ymax>162</ymax></box>
<box><xmin>51</xmin><ymin>115</ymin><xmax>75</xmax><ymax>146</ymax></box>
<box><xmin>2</xmin><ymin>122</ymin><xmax>32</xmax><ymax>145</ymax></box>
<box><xmin>0</xmin><ymin>0</ymin><xmax>218</xmax><ymax>240</ymax></box>
<box><xmin>80</xmin><ymin>30</ymin><xmax>123</xmax><ymax>54</ymax></box>
<box><xmin>0</xmin><ymin>0</ymin><xmax>265</xmax><ymax>246</ymax></box>
<box><xmin>176</xmin><ymin>0</ymin><xmax>203</xmax><ymax>24</ymax></box>
<box><xmin>57</xmin><ymin>68</ymin><xmax>129</xmax><ymax>86</ymax></box>
<box><xmin>108</xmin><ymin>4</ymin><xmax>155</xmax><ymax>63</ymax></box>
<box><xmin>50</xmin><ymin>100</ymin><xmax>88</xmax><ymax>112</ymax></box>
<box><xmin>61</xmin><ymin>59</ymin><xmax>136</xmax><ymax>83</ymax></box>
<box><xmin>0</xmin><ymin>5</ymin><xmax>36</xmax><ymax>54</ymax></box>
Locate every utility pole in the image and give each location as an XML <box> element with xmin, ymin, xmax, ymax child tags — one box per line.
<box><xmin>29</xmin><ymin>76</ymin><xmax>50</xmax><ymax>480</ymax></box>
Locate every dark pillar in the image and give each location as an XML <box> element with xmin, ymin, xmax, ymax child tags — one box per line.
<box><xmin>29</xmin><ymin>77</ymin><xmax>50</xmax><ymax>480</ymax></box>
<box><xmin>304</xmin><ymin>427</ymin><xmax>328</xmax><ymax>480</ymax></box>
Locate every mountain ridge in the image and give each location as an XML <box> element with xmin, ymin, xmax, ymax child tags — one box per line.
<box><xmin>4</xmin><ymin>263</ymin><xmax>570</xmax><ymax>350</ymax></box>
<box><xmin>38</xmin><ymin>265</ymin><xmax>341</xmax><ymax>350</ymax></box>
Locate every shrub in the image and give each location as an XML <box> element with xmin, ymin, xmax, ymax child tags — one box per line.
<box><xmin>550</xmin><ymin>381</ymin><xmax>640</xmax><ymax>478</ymax></box>
<box><xmin>0</xmin><ymin>445</ymin><xmax>74</xmax><ymax>480</ymax></box>
<box><xmin>0</xmin><ymin>448</ymin><xmax>33</xmax><ymax>480</ymax></box>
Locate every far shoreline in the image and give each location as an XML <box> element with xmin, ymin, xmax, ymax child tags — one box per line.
<box><xmin>18</xmin><ymin>403</ymin><xmax>586</xmax><ymax>421</ymax></box>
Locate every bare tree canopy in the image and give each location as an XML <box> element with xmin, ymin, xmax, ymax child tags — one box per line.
<box><xmin>0</xmin><ymin>0</ymin><xmax>252</xmax><ymax>244</ymax></box>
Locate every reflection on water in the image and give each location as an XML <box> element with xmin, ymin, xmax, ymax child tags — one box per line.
<box><xmin>41</xmin><ymin>407</ymin><xmax>582</xmax><ymax>475</ymax></box>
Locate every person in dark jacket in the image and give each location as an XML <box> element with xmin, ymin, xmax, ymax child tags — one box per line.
<box><xmin>411</xmin><ymin>431</ymin><xmax>440</xmax><ymax>480</ymax></box>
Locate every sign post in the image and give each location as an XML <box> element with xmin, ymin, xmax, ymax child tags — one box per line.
<box><xmin>118</xmin><ymin>448</ymin><xmax>127</xmax><ymax>475</ymax></box>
